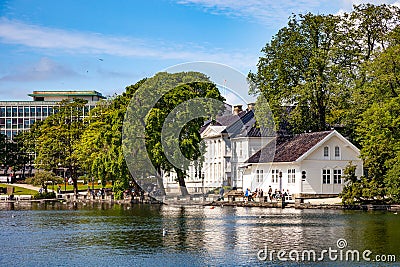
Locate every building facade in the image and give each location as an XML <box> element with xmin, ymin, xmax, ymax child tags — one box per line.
<box><xmin>163</xmin><ymin>104</ymin><xmax>257</xmax><ymax>194</ymax></box>
<box><xmin>242</xmin><ymin>130</ymin><xmax>363</xmax><ymax>196</ymax></box>
<box><xmin>0</xmin><ymin>91</ymin><xmax>105</xmax><ymax>139</ymax></box>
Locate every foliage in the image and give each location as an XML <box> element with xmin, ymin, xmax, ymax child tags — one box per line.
<box><xmin>0</xmin><ymin>133</ymin><xmax>31</xmax><ymax>178</ymax></box>
<box><xmin>26</xmin><ymin>170</ymin><xmax>63</xmax><ymax>193</ymax></box>
<box><xmin>249</xmin><ymin>4</ymin><xmax>400</xmax><ymax>135</ymax></box>
<box><xmin>34</xmin><ymin>99</ymin><xmax>87</xmax><ymax>194</ymax></box>
<box><xmin>112</xmin><ymin>180</ymin><xmax>127</xmax><ymax>200</ymax></box>
<box><xmin>139</xmin><ymin>72</ymin><xmax>225</xmax><ymax>195</ymax></box>
<box><xmin>33</xmin><ymin>191</ymin><xmax>56</xmax><ymax>199</ymax></box>
<box><xmin>74</xmin><ymin>80</ymin><xmax>145</xmax><ymax>194</ymax></box>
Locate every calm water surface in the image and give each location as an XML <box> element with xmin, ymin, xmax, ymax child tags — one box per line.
<box><xmin>0</xmin><ymin>202</ymin><xmax>399</xmax><ymax>266</ymax></box>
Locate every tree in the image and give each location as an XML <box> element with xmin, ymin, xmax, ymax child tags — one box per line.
<box><xmin>151</xmin><ymin>82</ymin><xmax>224</xmax><ymax>195</ymax></box>
<box><xmin>249</xmin><ymin>13</ymin><xmax>347</xmax><ymax>133</ymax></box>
<box><xmin>25</xmin><ymin>170</ymin><xmax>63</xmax><ymax>193</ymax></box>
<box><xmin>34</xmin><ymin>99</ymin><xmax>87</xmax><ymax>195</ymax></box>
<box><xmin>340</xmin><ymin>163</ymin><xmax>362</xmax><ymax>205</ymax></box>
<box><xmin>353</xmin><ymin>24</ymin><xmax>400</xmax><ymax>203</ymax></box>
<box><xmin>249</xmin><ymin>4</ymin><xmax>400</xmax><ymax>135</ymax></box>
<box><xmin>124</xmin><ymin>72</ymin><xmax>225</xmax><ymax>196</ymax></box>
<box><xmin>74</xmin><ymin>80</ymin><xmax>145</xmax><ymax>199</ymax></box>
<box><xmin>0</xmin><ymin>133</ymin><xmax>30</xmax><ymax>180</ymax></box>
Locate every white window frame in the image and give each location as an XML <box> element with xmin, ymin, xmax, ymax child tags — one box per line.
<box><xmin>287</xmin><ymin>169</ymin><xmax>296</xmax><ymax>183</ymax></box>
<box><xmin>322</xmin><ymin>169</ymin><xmax>331</xmax><ymax>184</ymax></box>
<box><xmin>334</xmin><ymin>146</ymin><xmax>340</xmax><ymax>159</ymax></box>
<box><xmin>333</xmin><ymin>169</ymin><xmax>342</xmax><ymax>184</ymax></box>
<box><xmin>271</xmin><ymin>169</ymin><xmax>279</xmax><ymax>183</ymax></box>
<box><xmin>323</xmin><ymin>146</ymin><xmax>329</xmax><ymax>158</ymax></box>
<box><xmin>256</xmin><ymin>169</ymin><xmax>264</xmax><ymax>183</ymax></box>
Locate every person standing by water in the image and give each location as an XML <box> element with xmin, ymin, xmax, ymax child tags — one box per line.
<box><xmin>268</xmin><ymin>186</ymin><xmax>272</xmax><ymax>202</ymax></box>
<box><xmin>244</xmin><ymin>188</ymin><xmax>249</xmax><ymax>202</ymax></box>
<box><xmin>219</xmin><ymin>187</ymin><xmax>225</xmax><ymax>201</ymax></box>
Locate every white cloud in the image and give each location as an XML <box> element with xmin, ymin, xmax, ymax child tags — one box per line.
<box><xmin>177</xmin><ymin>0</ymin><xmax>400</xmax><ymax>24</ymax></box>
<box><xmin>339</xmin><ymin>0</ymin><xmax>400</xmax><ymax>11</ymax></box>
<box><xmin>0</xmin><ymin>17</ymin><xmax>257</xmax><ymax>69</ymax></box>
<box><xmin>176</xmin><ymin>0</ymin><xmax>321</xmax><ymax>25</ymax></box>
<box><xmin>0</xmin><ymin>57</ymin><xmax>78</xmax><ymax>82</ymax></box>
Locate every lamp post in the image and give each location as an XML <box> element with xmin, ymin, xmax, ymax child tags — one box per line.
<box><xmin>279</xmin><ymin>171</ymin><xmax>282</xmax><ymax>193</ymax></box>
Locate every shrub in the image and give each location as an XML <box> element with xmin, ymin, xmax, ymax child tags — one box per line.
<box><xmin>33</xmin><ymin>192</ymin><xmax>56</xmax><ymax>199</ymax></box>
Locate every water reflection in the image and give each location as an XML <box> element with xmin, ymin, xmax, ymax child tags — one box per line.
<box><xmin>0</xmin><ymin>203</ymin><xmax>399</xmax><ymax>266</ymax></box>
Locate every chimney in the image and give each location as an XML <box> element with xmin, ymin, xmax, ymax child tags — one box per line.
<box><xmin>233</xmin><ymin>104</ymin><xmax>243</xmax><ymax>115</ymax></box>
<box><xmin>247</xmin><ymin>102</ymin><xmax>255</xmax><ymax>111</ymax></box>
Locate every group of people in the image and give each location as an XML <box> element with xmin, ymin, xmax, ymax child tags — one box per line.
<box><xmin>243</xmin><ymin>186</ymin><xmax>290</xmax><ymax>202</ymax></box>
<box><xmin>244</xmin><ymin>188</ymin><xmax>264</xmax><ymax>201</ymax></box>
<box><xmin>267</xmin><ymin>186</ymin><xmax>290</xmax><ymax>202</ymax></box>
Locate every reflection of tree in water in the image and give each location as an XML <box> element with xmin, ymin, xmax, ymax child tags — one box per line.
<box><xmin>50</xmin><ymin>203</ymin><xmax>166</xmax><ymax>251</ymax></box>
<box><xmin>342</xmin><ymin>211</ymin><xmax>400</xmax><ymax>256</ymax></box>
<box><xmin>161</xmin><ymin>206</ymin><xmax>206</xmax><ymax>252</ymax></box>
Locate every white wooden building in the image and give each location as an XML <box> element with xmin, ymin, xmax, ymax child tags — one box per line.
<box><xmin>241</xmin><ymin>130</ymin><xmax>363</xmax><ymax>196</ymax></box>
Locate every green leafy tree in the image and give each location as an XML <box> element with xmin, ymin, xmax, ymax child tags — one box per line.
<box><xmin>340</xmin><ymin>163</ymin><xmax>362</xmax><ymax>205</ymax></box>
<box><xmin>353</xmin><ymin>29</ymin><xmax>400</xmax><ymax>203</ymax></box>
<box><xmin>249</xmin><ymin>13</ymin><xmax>347</xmax><ymax>133</ymax></box>
<box><xmin>144</xmin><ymin>74</ymin><xmax>224</xmax><ymax>196</ymax></box>
<box><xmin>74</xmin><ymin>81</ymin><xmax>145</xmax><ymax>199</ymax></box>
<box><xmin>249</xmin><ymin>4</ymin><xmax>400</xmax><ymax>136</ymax></box>
<box><xmin>124</xmin><ymin>72</ymin><xmax>225</xmax><ymax>196</ymax></box>
<box><xmin>25</xmin><ymin>170</ymin><xmax>63</xmax><ymax>193</ymax></box>
<box><xmin>35</xmin><ymin>99</ymin><xmax>87</xmax><ymax>195</ymax></box>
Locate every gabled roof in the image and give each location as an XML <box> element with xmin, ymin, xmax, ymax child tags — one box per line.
<box><xmin>201</xmin><ymin>126</ymin><xmax>227</xmax><ymax>138</ymax></box>
<box><xmin>221</xmin><ymin>110</ymin><xmax>254</xmax><ymax>137</ymax></box>
<box><xmin>200</xmin><ymin>109</ymin><xmax>255</xmax><ymax>137</ymax></box>
<box><xmin>246</xmin><ymin>130</ymin><xmax>334</xmax><ymax>163</ymax></box>
<box><xmin>215</xmin><ymin>110</ymin><xmax>250</xmax><ymax>127</ymax></box>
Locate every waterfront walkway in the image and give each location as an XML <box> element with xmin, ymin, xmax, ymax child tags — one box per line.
<box><xmin>13</xmin><ymin>183</ymin><xmax>42</xmax><ymax>191</ymax></box>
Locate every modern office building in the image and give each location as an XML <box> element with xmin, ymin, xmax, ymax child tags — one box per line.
<box><xmin>0</xmin><ymin>91</ymin><xmax>105</xmax><ymax>139</ymax></box>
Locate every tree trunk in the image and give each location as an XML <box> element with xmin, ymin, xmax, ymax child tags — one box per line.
<box><xmin>70</xmin><ymin>166</ymin><xmax>78</xmax><ymax>196</ymax></box>
<box><xmin>175</xmin><ymin>167</ymin><xmax>189</xmax><ymax>196</ymax></box>
<box><xmin>156</xmin><ymin>167</ymin><xmax>166</xmax><ymax>196</ymax></box>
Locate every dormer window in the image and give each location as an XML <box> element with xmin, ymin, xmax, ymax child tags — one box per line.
<box><xmin>323</xmin><ymin>146</ymin><xmax>329</xmax><ymax>158</ymax></box>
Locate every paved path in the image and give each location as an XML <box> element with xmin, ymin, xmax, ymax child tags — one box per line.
<box><xmin>7</xmin><ymin>183</ymin><xmax>55</xmax><ymax>193</ymax></box>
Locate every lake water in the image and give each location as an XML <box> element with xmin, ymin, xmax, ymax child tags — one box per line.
<box><xmin>0</xmin><ymin>202</ymin><xmax>399</xmax><ymax>266</ymax></box>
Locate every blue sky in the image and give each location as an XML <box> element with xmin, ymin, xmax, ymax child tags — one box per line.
<box><xmin>0</xmin><ymin>0</ymin><xmax>398</xmax><ymax>101</ymax></box>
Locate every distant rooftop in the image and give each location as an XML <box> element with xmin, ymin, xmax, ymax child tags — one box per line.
<box><xmin>28</xmin><ymin>90</ymin><xmax>105</xmax><ymax>98</ymax></box>
<box><xmin>27</xmin><ymin>90</ymin><xmax>105</xmax><ymax>102</ymax></box>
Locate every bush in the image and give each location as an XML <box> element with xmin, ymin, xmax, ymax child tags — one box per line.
<box><xmin>26</xmin><ymin>171</ymin><xmax>64</xmax><ymax>190</ymax></box>
<box><xmin>112</xmin><ymin>180</ymin><xmax>127</xmax><ymax>200</ymax></box>
<box><xmin>33</xmin><ymin>191</ymin><xmax>56</xmax><ymax>199</ymax></box>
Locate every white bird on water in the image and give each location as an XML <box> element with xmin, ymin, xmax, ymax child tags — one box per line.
<box><xmin>163</xmin><ymin>228</ymin><xmax>168</xmax><ymax>237</ymax></box>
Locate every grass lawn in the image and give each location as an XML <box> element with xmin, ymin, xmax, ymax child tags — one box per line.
<box><xmin>0</xmin><ymin>184</ymin><xmax>37</xmax><ymax>195</ymax></box>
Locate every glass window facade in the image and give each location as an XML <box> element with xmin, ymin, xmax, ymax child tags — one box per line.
<box><xmin>0</xmin><ymin>101</ymin><xmax>98</xmax><ymax>139</ymax></box>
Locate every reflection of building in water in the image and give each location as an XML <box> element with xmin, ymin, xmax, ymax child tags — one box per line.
<box><xmin>0</xmin><ymin>90</ymin><xmax>104</xmax><ymax>139</ymax></box>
